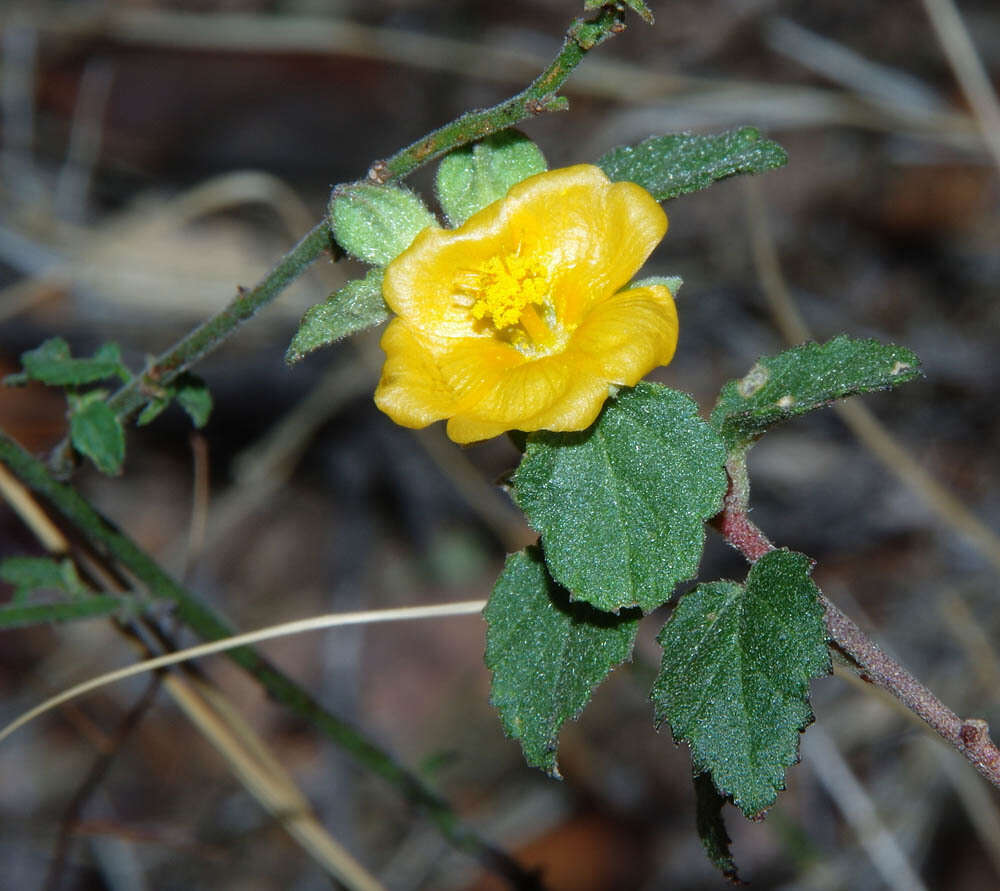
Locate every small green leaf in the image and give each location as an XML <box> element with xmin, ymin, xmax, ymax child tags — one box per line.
<box><xmin>0</xmin><ymin>595</ymin><xmax>125</xmax><ymax>630</ymax></box>
<box><xmin>436</xmin><ymin>130</ymin><xmax>547</xmax><ymax>227</ymax></box>
<box><xmin>18</xmin><ymin>338</ymin><xmax>130</xmax><ymax>387</ymax></box>
<box><xmin>136</xmin><ymin>397</ymin><xmax>169</xmax><ymax>427</ymax></box>
<box><xmin>329</xmin><ymin>183</ymin><xmax>436</xmax><ymax>266</ymax></box>
<box><xmin>286</xmin><ymin>268</ymin><xmax>388</xmax><ymax>364</ymax></box>
<box><xmin>694</xmin><ymin>772</ymin><xmax>742</xmax><ymax>883</ymax></box>
<box><xmin>175</xmin><ymin>374</ymin><xmax>213</xmax><ymax>428</ymax></box>
<box><xmin>584</xmin><ymin>0</ymin><xmax>654</xmax><ymax>24</ymax></box>
<box><xmin>710</xmin><ymin>336</ymin><xmax>923</xmax><ymax>451</ymax></box>
<box><xmin>68</xmin><ymin>393</ymin><xmax>125</xmax><ymax>475</ymax></box>
<box><xmin>652</xmin><ymin>550</ymin><xmax>831</xmax><ymax>817</ymax></box>
<box><xmin>513</xmin><ymin>384</ymin><xmax>728</xmax><ymax>613</ymax></box>
<box><xmin>1</xmin><ymin>556</ymin><xmax>87</xmax><ymax>604</ymax></box>
<box><xmin>598</xmin><ymin>128</ymin><xmax>788</xmax><ymax>201</ymax></box>
<box><xmin>135</xmin><ymin>374</ymin><xmax>213</xmax><ymax>428</ymax></box>
<box><xmin>485</xmin><ymin>547</ymin><xmax>640</xmax><ymax>776</ymax></box>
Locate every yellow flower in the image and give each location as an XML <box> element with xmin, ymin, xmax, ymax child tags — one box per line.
<box><xmin>374</xmin><ymin>164</ymin><xmax>678</xmax><ymax>444</ymax></box>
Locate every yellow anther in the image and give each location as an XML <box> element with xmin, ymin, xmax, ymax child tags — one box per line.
<box><xmin>465</xmin><ymin>253</ymin><xmax>551</xmax><ymax>333</ymax></box>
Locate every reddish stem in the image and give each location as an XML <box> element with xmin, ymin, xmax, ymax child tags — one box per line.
<box><xmin>715</xmin><ymin>456</ymin><xmax>1000</xmax><ymax>791</ymax></box>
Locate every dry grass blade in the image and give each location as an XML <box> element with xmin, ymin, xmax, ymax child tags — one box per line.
<box><xmin>921</xmin><ymin>0</ymin><xmax>1000</xmax><ymax>174</ymax></box>
<box><xmin>0</xmin><ymin>600</ymin><xmax>487</xmax><ymax>745</ymax></box>
<box><xmin>803</xmin><ymin>726</ymin><xmax>929</xmax><ymax>891</ymax></box>
<box><xmin>0</xmin><ymin>465</ymin><xmax>391</xmax><ymax>888</ymax></box>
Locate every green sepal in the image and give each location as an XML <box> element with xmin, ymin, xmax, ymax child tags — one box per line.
<box><xmin>710</xmin><ymin>336</ymin><xmax>923</xmax><ymax>451</ymax></box>
<box><xmin>68</xmin><ymin>391</ymin><xmax>126</xmax><ymax>476</ymax></box>
<box><xmin>652</xmin><ymin>550</ymin><xmax>831</xmax><ymax>817</ymax></box>
<box><xmin>0</xmin><ymin>556</ymin><xmax>87</xmax><ymax>604</ymax></box>
<box><xmin>598</xmin><ymin>128</ymin><xmax>787</xmax><ymax>201</ymax></box>
<box><xmin>484</xmin><ymin>547</ymin><xmax>640</xmax><ymax>776</ymax></box>
<box><xmin>10</xmin><ymin>338</ymin><xmax>130</xmax><ymax>387</ymax></box>
<box><xmin>435</xmin><ymin>130</ymin><xmax>547</xmax><ymax>227</ymax></box>
<box><xmin>513</xmin><ymin>383</ymin><xmax>728</xmax><ymax>613</ymax></box>
<box><xmin>629</xmin><ymin>275</ymin><xmax>683</xmax><ymax>297</ymax></box>
<box><xmin>285</xmin><ymin>268</ymin><xmax>388</xmax><ymax>364</ymax></box>
<box><xmin>329</xmin><ymin>183</ymin><xmax>436</xmax><ymax>266</ymax></box>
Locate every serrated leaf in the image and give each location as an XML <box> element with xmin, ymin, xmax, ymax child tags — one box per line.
<box><xmin>0</xmin><ymin>595</ymin><xmax>124</xmax><ymax>630</ymax></box>
<box><xmin>710</xmin><ymin>336</ymin><xmax>923</xmax><ymax>451</ymax></box>
<box><xmin>652</xmin><ymin>550</ymin><xmax>831</xmax><ymax>817</ymax></box>
<box><xmin>597</xmin><ymin>128</ymin><xmax>788</xmax><ymax>201</ymax></box>
<box><xmin>694</xmin><ymin>772</ymin><xmax>742</xmax><ymax>883</ymax></box>
<box><xmin>0</xmin><ymin>556</ymin><xmax>87</xmax><ymax>604</ymax></box>
<box><xmin>69</xmin><ymin>394</ymin><xmax>125</xmax><ymax>475</ymax></box>
<box><xmin>584</xmin><ymin>0</ymin><xmax>654</xmax><ymax>24</ymax></box>
<box><xmin>19</xmin><ymin>338</ymin><xmax>130</xmax><ymax>387</ymax></box>
<box><xmin>175</xmin><ymin>374</ymin><xmax>213</xmax><ymax>428</ymax></box>
<box><xmin>329</xmin><ymin>183</ymin><xmax>436</xmax><ymax>266</ymax></box>
<box><xmin>513</xmin><ymin>383</ymin><xmax>728</xmax><ymax>613</ymax></box>
<box><xmin>484</xmin><ymin>547</ymin><xmax>640</xmax><ymax>776</ymax></box>
<box><xmin>286</xmin><ymin>268</ymin><xmax>388</xmax><ymax>363</ymax></box>
<box><xmin>436</xmin><ymin>130</ymin><xmax>547</xmax><ymax>227</ymax></box>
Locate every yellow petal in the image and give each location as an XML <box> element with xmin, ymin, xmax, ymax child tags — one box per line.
<box><xmin>498</xmin><ymin>167</ymin><xmax>667</xmax><ymax>326</ymax></box>
<box><xmin>374</xmin><ymin>164</ymin><xmax>677</xmax><ymax>444</ymax></box>
<box><xmin>382</xmin><ymin>224</ymin><xmax>509</xmax><ymax>340</ymax></box>
<box><xmin>382</xmin><ymin>165</ymin><xmax>666</xmax><ymax>341</ymax></box>
<box><xmin>442</xmin><ymin>351</ymin><xmax>610</xmax><ymax>444</ymax></box>
<box><xmin>373</xmin><ymin>320</ymin><xmax>459</xmax><ymax>428</ymax></box>
<box><xmin>568</xmin><ymin>284</ymin><xmax>678</xmax><ymax>385</ymax></box>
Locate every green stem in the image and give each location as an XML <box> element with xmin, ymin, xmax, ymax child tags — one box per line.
<box><xmin>369</xmin><ymin>6</ymin><xmax>626</xmax><ymax>182</ymax></box>
<box><xmin>108</xmin><ymin>220</ymin><xmax>335</xmax><ymax>423</ymax></box>
<box><xmin>0</xmin><ymin>429</ymin><xmax>538</xmax><ymax>888</ymax></box>
<box><xmin>59</xmin><ymin>4</ymin><xmax>628</xmax><ymax>462</ymax></box>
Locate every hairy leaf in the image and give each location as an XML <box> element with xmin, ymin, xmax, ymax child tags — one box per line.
<box><xmin>329</xmin><ymin>183</ymin><xmax>436</xmax><ymax>266</ymax></box>
<box><xmin>286</xmin><ymin>268</ymin><xmax>388</xmax><ymax>364</ymax></box>
<box><xmin>69</xmin><ymin>393</ymin><xmax>125</xmax><ymax>476</ymax></box>
<box><xmin>15</xmin><ymin>338</ymin><xmax>130</xmax><ymax>387</ymax></box>
<box><xmin>135</xmin><ymin>373</ymin><xmax>213</xmax><ymax>428</ymax></box>
<box><xmin>598</xmin><ymin>128</ymin><xmax>787</xmax><ymax>201</ymax></box>
<box><xmin>485</xmin><ymin>548</ymin><xmax>640</xmax><ymax>775</ymax></box>
<box><xmin>436</xmin><ymin>130</ymin><xmax>547</xmax><ymax>227</ymax></box>
<box><xmin>652</xmin><ymin>550</ymin><xmax>830</xmax><ymax>817</ymax></box>
<box><xmin>0</xmin><ymin>596</ymin><xmax>125</xmax><ymax>630</ymax></box>
<box><xmin>514</xmin><ymin>384</ymin><xmax>728</xmax><ymax>613</ymax></box>
<box><xmin>710</xmin><ymin>336</ymin><xmax>923</xmax><ymax>451</ymax></box>
<box><xmin>0</xmin><ymin>556</ymin><xmax>87</xmax><ymax>604</ymax></box>
<box><xmin>136</xmin><ymin>397</ymin><xmax>169</xmax><ymax>427</ymax></box>
<box><xmin>175</xmin><ymin>374</ymin><xmax>213</xmax><ymax>428</ymax></box>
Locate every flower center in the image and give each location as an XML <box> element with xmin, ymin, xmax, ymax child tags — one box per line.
<box><xmin>457</xmin><ymin>251</ymin><xmax>559</xmax><ymax>355</ymax></box>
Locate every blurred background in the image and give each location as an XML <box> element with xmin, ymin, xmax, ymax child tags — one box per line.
<box><xmin>1</xmin><ymin>0</ymin><xmax>999</xmax><ymax>888</ymax></box>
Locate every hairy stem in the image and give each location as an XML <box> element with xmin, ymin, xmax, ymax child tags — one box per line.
<box><xmin>0</xmin><ymin>429</ymin><xmax>538</xmax><ymax>888</ymax></box>
<box><xmin>716</xmin><ymin>453</ymin><xmax>1000</xmax><ymax>791</ymax></box>
<box><xmin>54</xmin><ymin>4</ymin><xmax>631</xmax><ymax>474</ymax></box>
<box><xmin>107</xmin><ymin>220</ymin><xmax>334</xmax><ymax>423</ymax></box>
<box><xmin>823</xmin><ymin>597</ymin><xmax>1000</xmax><ymax>789</ymax></box>
<box><xmin>368</xmin><ymin>6</ymin><xmax>626</xmax><ymax>182</ymax></box>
